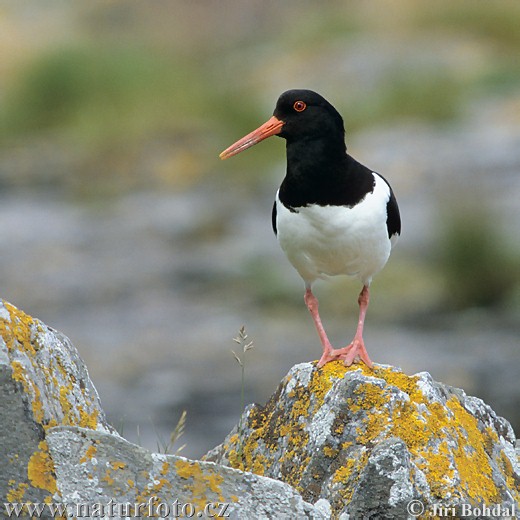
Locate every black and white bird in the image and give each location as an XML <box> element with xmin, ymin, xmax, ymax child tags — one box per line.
<box><xmin>220</xmin><ymin>89</ymin><xmax>400</xmax><ymax>368</ymax></box>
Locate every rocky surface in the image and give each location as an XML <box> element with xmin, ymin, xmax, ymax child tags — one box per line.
<box><xmin>206</xmin><ymin>361</ymin><xmax>520</xmax><ymax>519</ymax></box>
<box><xmin>1</xmin><ymin>299</ymin><xmax>519</xmax><ymax>519</ymax></box>
<box><xmin>0</xmin><ymin>299</ymin><xmax>327</xmax><ymax>518</ymax></box>
<box><xmin>0</xmin><ymin>299</ymin><xmax>114</xmax><ymax>506</ymax></box>
<box><xmin>47</xmin><ymin>426</ymin><xmax>328</xmax><ymax>519</ymax></box>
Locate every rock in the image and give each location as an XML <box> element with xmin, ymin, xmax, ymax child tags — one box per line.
<box><xmin>47</xmin><ymin>426</ymin><xmax>326</xmax><ymax>519</ymax></box>
<box><xmin>0</xmin><ymin>299</ymin><xmax>326</xmax><ymax>519</ymax></box>
<box><xmin>1</xmin><ymin>299</ymin><xmax>519</xmax><ymax>519</ymax></box>
<box><xmin>0</xmin><ymin>300</ymin><xmax>114</xmax><ymax>505</ymax></box>
<box><xmin>205</xmin><ymin>362</ymin><xmax>520</xmax><ymax>519</ymax></box>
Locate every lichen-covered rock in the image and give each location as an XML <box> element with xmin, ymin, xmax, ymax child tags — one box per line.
<box><xmin>47</xmin><ymin>426</ymin><xmax>328</xmax><ymax>519</ymax></box>
<box><xmin>2</xmin><ymin>299</ymin><xmax>519</xmax><ymax>519</ymax></box>
<box><xmin>0</xmin><ymin>300</ymin><xmax>114</xmax><ymax>505</ymax></box>
<box><xmin>205</xmin><ymin>362</ymin><xmax>520</xmax><ymax>519</ymax></box>
<box><xmin>1</xmin><ymin>299</ymin><xmax>329</xmax><ymax>519</ymax></box>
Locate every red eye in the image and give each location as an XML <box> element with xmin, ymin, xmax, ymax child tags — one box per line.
<box><xmin>293</xmin><ymin>100</ymin><xmax>307</xmax><ymax>112</ymax></box>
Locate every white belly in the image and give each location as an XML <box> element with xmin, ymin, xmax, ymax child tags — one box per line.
<box><xmin>275</xmin><ymin>174</ymin><xmax>394</xmax><ymax>286</ymax></box>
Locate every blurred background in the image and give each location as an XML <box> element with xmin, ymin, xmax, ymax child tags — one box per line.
<box><xmin>0</xmin><ymin>1</ymin><xmax>519</xmax><ymax>457</ymax></box>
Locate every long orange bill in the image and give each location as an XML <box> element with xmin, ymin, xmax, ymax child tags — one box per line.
<box><xmin>219</xmin><ymin>115</ymin><xmax>284</xmax><ymax>160</ymax></box>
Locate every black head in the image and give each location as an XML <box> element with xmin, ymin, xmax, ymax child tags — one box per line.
<box><xmin>273</xmin><ymin>89</ymin><xmax>345</xmax><ymax>143</ymax></box>
<box><xmin>219</xmin><ymin>89</ymin><xmax>345</xmax><ymax>160</ymax></box>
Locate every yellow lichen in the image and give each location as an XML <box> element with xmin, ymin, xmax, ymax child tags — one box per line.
<box><xmin>102</xmin><ymin>470</ymin><xmax>115</xmax><ymax>486</ymax></box>
<box><xmin>376</xmin><ymin>367</ymin><xmax>421</xmax><ymax>399</ymax></box>
<box><xmin>6</xmin><ymin>481</ymin><xmax>29</xmax><ymax>503</ymax></box>
<box><xmin>348</xmin><ymin>366</ymin><xmax>510</xmax><ymax>504</ymax></box>
<box><xmin>499</xmin><ymin>451</ymin><xmax>517</xmax><ymax>492</ymax></box>
<box><xmin>153</xmin><ymin>478</ymin><xmax>171</xmax><ymax>492</ymax></box>
<box><xmin>31</xmin><ymin>385</ymin><xmax>45</xmax><ymax>423</ymax></box>
<box><xmin>309</xmin><ymin>361</ymin><xmax>349</xmax><ymax>406</ymax></box>
<box><xmin>174</xmin><ymin>460</ymin><xmax>225</xmax><ymax>510</ymax></box>
<box><xmin>226</xmin><ymin>362</ymin><xmax>364</xmax><ymax>486</ymax></box>
<box><xmin>78</xmin><ymin>406</ymin><xmax>99</xmax><ymax>429</ymax></box>
<box><xmin>323</xmin><ymin>446</ymin><xmax>339</xmax><ymax>458</ymax></box>
<box><xmin>445</xmin><ymin>397</ymin><xmax>499</xmax><ymax>503</ymax></box>
<box><xmin>335</xmin><ymin>424</ymin><xmax>345</xmax><ymax>435</ymax></box>
<box><xmin>59</xmin><ymin>386</ymin><xmax>73</xmax><ymax>419</ymax></box>
<box><xmin>79</xmin><ymin>444</ymin><xmax>98</xmax><ymax>464</ymax></box>
<box><xmin>1</xmin><ymin>300</ymin><xmax>104</xmax><ymax>448</ymax></box>
<box><xmin>10</xmin><ymin>360</ymin><xmax>28</xmax><ymax>387</ymax></box>
<box><xmin>349</xmin><ymin>383</ymin><xmax>388</xmax><ymax>414</ymax></box>
<box><xmin>27</xmin><ymin>441</ymin><xmax>57</xmax><ymax>494</ymax></box>
<box><xmin>425</xmin><ymin>441</ymin><xmax>455</xmax><ymax>496</ymax></box>
<box><xmin>278</xmin><ymin>423</ymin><xmax>292</xmax><ymax>437</ymax></box>
<box><xmin>251</xmin><ymin>454</ymin><xmax>268</xmax><ymax>476</ymax></box>
<box><xmin>332</xmin><ymin>451</ymin><xmax>369</xmax><ymax>503</ymax></box>
<box><xmin>1</xmin><ymin>303</ymin><xmax>35</xmax><ymax>353</ymax></box>
<box><xmin>227</xmin><ymin>448</ymin><xmax>240</xmax><ymax>469</ymax></box>
<box><xmin>333</xmin><ymin>459</ymin><xmax>356</xmax><ymax>484</ymax></box>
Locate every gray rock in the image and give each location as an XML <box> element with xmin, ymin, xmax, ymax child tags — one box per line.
<box><xmin>0</xmin><ymin>299</ymin><xmax>326</xmax><ymax>519</ymax></box>
<box><xmin>47</xmin><ymin>426</ymin><xmax>327</xmax><ymax>519</ymax></box>
<box><xmin>206</xmin><ymin>362</ymin><xmax>520</xmax><ymax>519</ymax></box>
<box><xmin>0</xmin><ymin>299</ymin><xmax>113</xmax><ymax>505</ymax></box>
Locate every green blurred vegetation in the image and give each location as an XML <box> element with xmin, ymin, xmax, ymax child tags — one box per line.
<box><xmin>1</xmin><ymin>1</ymin><xmax>519</xmax><ymax>154</ymax></box>
<box><xmin>437</xmin><ymin>208</ymin><xmax>519</xmax><ymax>310</ymax></box>
<box><xmin>414</xmin><ymin>1</ymin><xmax>520</xmax><ymax>51</ymax></box>
<box><xmin>0</xmin><ymin>0</ymin><xmax>519</xmax><ymax>315</ymax></box>
<box><xmin>344</xmin><ymin>72</ymin><xmax>465</xmax><ymax>131</ymax></box>
<box><xmin>1</xmin><ymin>45</ymin><xmax>217</xmax><ymax>144</ymax></box>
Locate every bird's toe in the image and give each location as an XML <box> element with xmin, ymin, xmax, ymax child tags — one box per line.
<box><xmin>317</xmin><ymin>345</ymin><xmax>353</xmax><ymax>368</ymax></box>
<box><xmin>341</xmin><ymin>339</ymin><xmax>373</xmax><ymax>368</ymax></box>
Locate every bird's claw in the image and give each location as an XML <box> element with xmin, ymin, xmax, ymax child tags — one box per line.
<box><xmin>316</xmin><ymin>346</ymin><xmax>352</xmax><ymax>368</ymax></box>
<box><xmin>341</xmin><ymin>339</ymin><xmax>373</xmax><ymax>368</ymax></box>
<box><xmin>317</xmin><ymin>339</ymin><xmax>373</xmax><ymax>369</ymax></box>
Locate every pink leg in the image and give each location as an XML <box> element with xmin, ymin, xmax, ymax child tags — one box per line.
<box><xmin>304</xmin><ymin>287</ymin><xmax>351</xmax><ymax>367</ymax></box>
<box><xmin>342</xmin><ymin>285</ymin><xmax>373</xmax><ymax>368</ymax></box>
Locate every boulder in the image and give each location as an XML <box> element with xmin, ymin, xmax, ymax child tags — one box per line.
<box><xmin>205</xmin><ymin>361</ymin><xmax>520</xmax><ymax>519</ymax></box>
<box><xmin>47</xmin><ymin>426</ymin><xmax>328</xmax><ymax>519</ymax></box>
<box><xmin>0</xmin><ymin>299</ymin><xmax>326</xmax><ymax>519</ymax></box>
<box><xmin>0</xmin><ymin>300</ymin><xmax>114</xmax><ymax>506</ymax></box>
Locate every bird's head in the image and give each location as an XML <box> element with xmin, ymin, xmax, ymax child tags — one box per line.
<box><xmin>219</xmin><ymin>89</ymin><xmax>345</xmax><ymax>160</ymax></box>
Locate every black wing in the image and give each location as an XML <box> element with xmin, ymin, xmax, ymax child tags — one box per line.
<box><xmin>374</xmin><ymin>172</ymin><xmax>401</xmax><ymax>239</ymax></box>
<box><xmin>386</xmin><ymin>187</ymin><xmax>401</xmax><ymax>238</ymax></box>
<box><xmin>271</xmin><ymin>200</ymin><xmax>277</xmax><ymax>235</ymax></box>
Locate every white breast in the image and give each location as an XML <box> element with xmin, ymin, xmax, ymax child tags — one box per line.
<box><xmin>275</xmin><ymin>173</ymin><xmax>395</xmax><ymax>286</ymax></box>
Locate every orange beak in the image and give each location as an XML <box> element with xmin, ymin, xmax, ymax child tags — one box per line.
<box><xmin>219</xmin><ymin>115</ymin><xmax>284</xmax><ymax>160</ymax></box>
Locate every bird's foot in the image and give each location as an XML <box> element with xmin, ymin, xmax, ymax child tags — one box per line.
<box><xmin>317</xmin><ymin>346</ymin><xmax>353</xmax><ymax>368</ymax></box>
<box><xmin>340</xmin><ymin>338</ymin><xmax>373</xmax><ymax>368</ymax></box>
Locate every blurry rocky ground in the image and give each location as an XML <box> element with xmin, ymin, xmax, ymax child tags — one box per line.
<box><xmin>0</xmin><ymin>1</ymin><xmax>519</xmax><ymax>458</ymax></box>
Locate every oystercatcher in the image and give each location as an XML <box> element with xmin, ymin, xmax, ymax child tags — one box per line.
<box><xmin>220</xmin><ymin>89</ymin><xmax>400</xmax><ymax>368</ymax></box>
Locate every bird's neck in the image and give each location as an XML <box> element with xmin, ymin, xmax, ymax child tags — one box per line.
<box><xmin>285</xmin><ymin>136</ymin><xmax>347</xmax><ymax>188</ymax></box>
<box><xmin>279</xmin><ymin>136</ymin><xmax>373</xmax><ymax>209</ymax></box>
<box><xmin>286</xmin><ymin>134</ymin><xmax>347</xmax><ymax>174</ymax></box>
